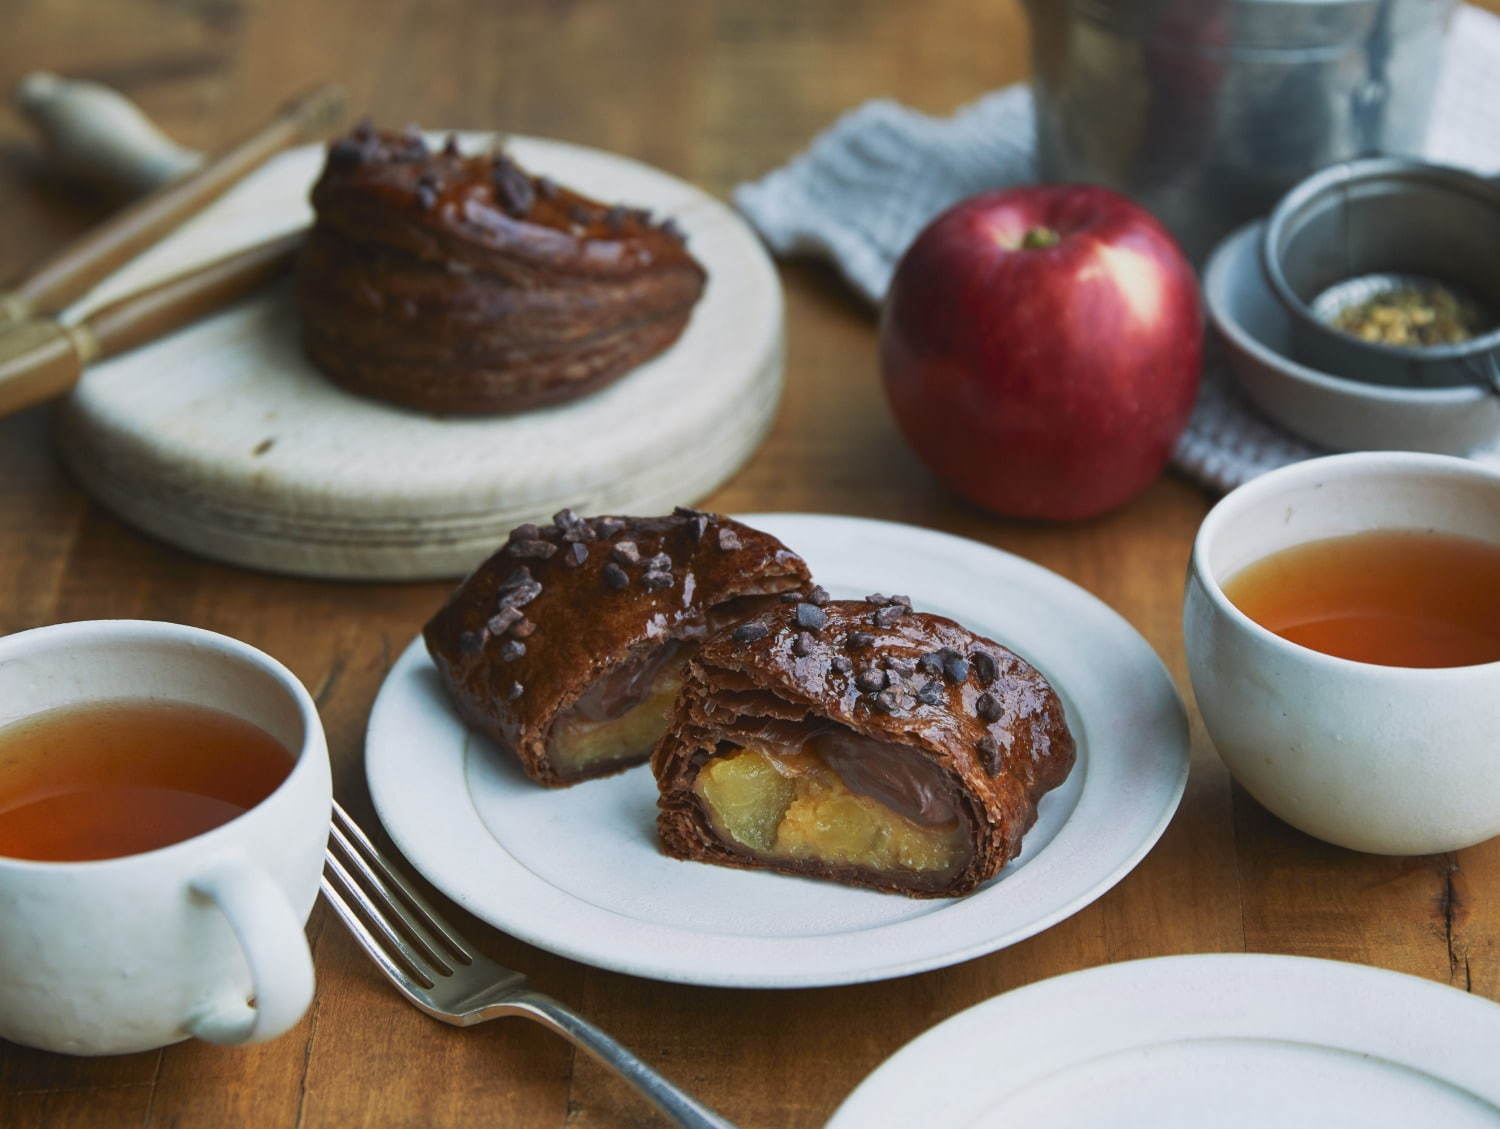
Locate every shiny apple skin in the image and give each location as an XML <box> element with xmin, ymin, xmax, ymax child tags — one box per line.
<box><xmin>879</xmin><ymin>185</ymin><xmax>1202</xmax><ymax>521</ymax></box>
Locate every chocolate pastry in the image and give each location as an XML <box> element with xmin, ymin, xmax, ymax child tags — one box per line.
<box><xmin>297</xmin><ymin>123</ymin><xmax>708</xmax><ymax>413</ymax></box>
<box><xmin>652</xmin><ymin>597</ymin><xmax>1075</xmax><ymax>897</ymax></box>
<box><xmin>424</xmin><ymin>509</ymin><xmax>810</xmax><ymax>786</ymax></box>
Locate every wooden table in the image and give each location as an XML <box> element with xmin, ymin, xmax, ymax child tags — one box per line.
<box><xmin>3</xmin><ymin>2</ymin><xmax>1497</xmax><ymax>1125</ymax></box>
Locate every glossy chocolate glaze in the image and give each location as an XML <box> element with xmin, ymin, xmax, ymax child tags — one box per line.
<box><xmin>297</xmin><ymin>126</ymin><xmax>707</xmax><ymax>413</ymax></box>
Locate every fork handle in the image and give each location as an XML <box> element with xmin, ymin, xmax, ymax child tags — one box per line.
<box><xmin>499</xmin><ymin>990</ymin><xmax>742</xmax><ymax>1129</ymax></box>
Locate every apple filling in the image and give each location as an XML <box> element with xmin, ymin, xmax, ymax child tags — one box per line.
<box><xmin>694</xmin><ymin>734</ymin><xmax>968</xmax><ymax>881</ymax></box>
<box><xmin>548</xmin><ymin>643</ymin><xmax>689</xmax><ymax>778</ymax></box>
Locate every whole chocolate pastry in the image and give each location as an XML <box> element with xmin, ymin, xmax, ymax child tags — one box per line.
<box><xmin>652</xmin><ymin>596</ymin><xmax>1075</xmax><ymax>897</ymax></box>
<box><xmin>424</xmin><ymin>509</ymin><xmax>810</xmax><ymax>786</ymax></box>
<box><xmin>297</xmin><ymin>123</ymin><xmax>708</xmax><ymax>413</ymax></box>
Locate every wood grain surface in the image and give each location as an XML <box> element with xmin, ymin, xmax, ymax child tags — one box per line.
<box><xmin>3</xmin><ymin>2</ymin><xmax>1498</xmax><ymax>1126</ymax></box>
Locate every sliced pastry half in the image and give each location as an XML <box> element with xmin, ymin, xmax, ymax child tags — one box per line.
<box><xmin>653</xmin><ymin>596</ymin><xmax>1075</xmax><ymax>897</ymax></box>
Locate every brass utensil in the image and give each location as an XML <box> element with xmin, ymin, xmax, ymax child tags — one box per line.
<box><xmin>0</xmin><ymin>81</ymin><xmax>341</xmax><ymax>327</ymax></box>
<box><xmin>0</xmin><ymin>233</ymin><xmax>301</xmax><ymax>418</ymax></box>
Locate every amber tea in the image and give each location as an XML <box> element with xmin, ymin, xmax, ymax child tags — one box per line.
<box><xmin>1223</xmin><ymin>529</ymin><xmax>1500</xmax><ymax>668</ymax></box>
<box><xmin>0</xmin><ymin>699</ymin><xmax>294</xmax><ymax>861</ymax></box>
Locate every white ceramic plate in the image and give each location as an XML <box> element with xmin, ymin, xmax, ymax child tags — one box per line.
<box><xmin>365</xmin><ymin>514</ymin><xmax>1188</xmax><ymax>987</ymax></box>
<box><xmin>827</xmin><ymin>954</ymin><xmax>1500</xmax><ymax>1128</ymax></box>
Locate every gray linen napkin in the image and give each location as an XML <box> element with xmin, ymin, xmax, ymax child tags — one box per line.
<box><xmin>735</xmin><ymin>5</ymin><xmax>1500</xmax><ymax>493</ymax></box>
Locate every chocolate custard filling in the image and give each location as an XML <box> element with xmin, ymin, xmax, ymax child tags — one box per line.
<box><xmin>548</xmin><ymin>638</ymin><xmax>696</xmax><ymax>777</ymax></box>
<box><xmin>692</xmin><ymin>720</ymin><xmax>970</xmax><ymax>883</ymax></box>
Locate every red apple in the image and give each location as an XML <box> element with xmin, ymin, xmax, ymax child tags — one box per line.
<box><xmin>879</xmin><ymin>185</ymin><xmax>1201</xmax><ymax>521</ymax></box>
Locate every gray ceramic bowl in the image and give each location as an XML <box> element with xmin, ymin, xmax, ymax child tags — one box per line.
<box><xmin>1204</xmin><ymin>221</ymin><xmax>1500</xmax><ymax>454</ymax></box>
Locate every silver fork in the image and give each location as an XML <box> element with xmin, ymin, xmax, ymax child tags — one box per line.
<box><xmin>321</xmin><ymin>800</ymin><xmax>741</xmax><ymax>1129</ymax></box>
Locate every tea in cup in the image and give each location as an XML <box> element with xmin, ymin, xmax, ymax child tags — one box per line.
<box><xmin>1183</xmin><ymin>452</ymin><xmax>1500</xmax><ymax>854</ymax></box>
<box><xmin>0</xmin><ymin>620</ymin><xmax>331</xmax><ymax>1055</ymax></box>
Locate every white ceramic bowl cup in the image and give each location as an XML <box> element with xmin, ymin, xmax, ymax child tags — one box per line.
<box><xmin>1184</xmin><ymin>452</ymin><xmax>1500</xmax><ymax>854</ymax></box>
<box><xmin>0</xmin><ymin>620</ymin><xmax>331</xmax><ymax>1055</ymax></box>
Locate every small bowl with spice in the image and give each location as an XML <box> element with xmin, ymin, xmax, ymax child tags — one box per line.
<box><xmin>1183</xmin><ymin>451</ymin><xmax>1500</xmax><ymax>855</ymax></box>
<box><xmin>1262</xmin><ymin>158</ymin><xmax>1500</xmax><ymax>392</ymax></box>
<box><xmin>1204</xmin><ymin>221</ymin><xmax>1500</xmax><ymax>454</ymax></box>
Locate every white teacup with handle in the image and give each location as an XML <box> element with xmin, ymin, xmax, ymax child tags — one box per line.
<box><xmin>0</xmin><ymin>620</ymin><xmax>330</xmax><ymax>1055</ymax></box>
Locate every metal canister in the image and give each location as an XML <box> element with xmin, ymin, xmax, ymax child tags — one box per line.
<box><xmin>1025</xmin><ymin>0</ymin><xmax>1457</xmax><ymax>261</ymax></box>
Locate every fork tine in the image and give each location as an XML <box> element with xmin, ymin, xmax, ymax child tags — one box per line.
<box><xmin>327</xmin><ymin>823</ymin><xmax>459</xmax><ymax>977</ymax></box>
<box><xmin>331</xmin><ymin>800</ymin><xmax>475</xmax><ymax>964</ymax></box>
<box><xmin>320</xmin><ymin>861</ymin><xmax>440</xmax><ymax>995</ymax></box>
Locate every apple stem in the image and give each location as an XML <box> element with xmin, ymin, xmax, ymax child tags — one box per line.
<box><xmin>1021</xmin><ymin>227</ymin><xmax>1060</xmax><ymax>249</ymax></box>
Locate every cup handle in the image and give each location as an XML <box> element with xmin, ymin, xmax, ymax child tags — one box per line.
<box><xmin>184</xmin><ymin>854</ymin><xmax>316</xmax><ymax>1044</ymax></box>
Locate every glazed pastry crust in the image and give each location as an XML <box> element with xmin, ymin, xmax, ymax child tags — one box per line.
<box><xmin>652</xmin><ymin>598</ymin><xmax>1076</xmax><ymax>896</ymax></box>
<box><xmin>297</xmin><ymin>126</ymin><xmax>707</xmax><ymax>413</ymax></box>
<box><xmin>423</xmin><ymin>510</ymin><xmax>809</xmax><ymax>786</ymax></box>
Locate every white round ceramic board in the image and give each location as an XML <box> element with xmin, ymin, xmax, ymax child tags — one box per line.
<box><xmin>826</xmin><ymin>953</ymin><xmax>1500</xmax><ymax>1129</ymax></box>
<box><xmin>364</xmin><ymin>515</ymin><xmax>1190</xmax><ymax>988</ymax></box>
<box><xmin>56</xmin><ymin>133</ymin><xmax>783</xmax><ymax>579</ymax></box>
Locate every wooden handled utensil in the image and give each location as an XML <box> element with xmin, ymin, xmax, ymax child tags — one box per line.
<box><xmin>0</xmin><ymin>81</ymin><xmax>341</xmax><ymax>327</ymax></box>
<box><xmin>0</xmin><ymin>232</ymin><xmax>302</xmax><ymax>419</ymax></box>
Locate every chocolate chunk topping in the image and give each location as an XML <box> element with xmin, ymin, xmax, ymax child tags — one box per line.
<box><xmin>805</xmin><ymin>585</ymin><xmax>830</xmax><ymax>607</ymax></box>
<box><xmin>415</xmin><ymin>175</ymin><xmax>439</xmax><ymax>210</ymax></box>
<box><xmin>855</xmin><ymin>667</ymin><xmax>887</xmax><ymax>692</ymax></box>
<box><xmin>353</xmin><ymin>118</ymin><xmax>375</xmax><ymax>142</ymax></box>
<box><xmin>971</xmin><ymin>651</ymin><xmax>999</xmax><ymax>687</ymax></box>
<box><xmin>673</xmin><ymin>505</ymin><xmax>707</xmax><ymax>518</ymax></box>
<box><xmin>684</xmin><ymin>513</ymin><xmax>709</xmax><ymax>540</ymax></box>
<box><xmin>604</xmin><ymin>204</ymin><xmax>628</xmax><ymax>233</ymax></box>
<box><xmin>793</xmin><ymin>632</ymin><xmax>815</xmax><ymax>657</ymax></box>
<box><xmin>643</xmin><ymin>552</ymin><xmax>672</xmax><ymax>572</ymax></box>
<box><xmin>508</xmin><ymin>539</ymin><xmax>558</xmax><ymax>560</ymax></box>
<box><xmin>567</xmin><ymin>203</ymin><xmax>592</xmax><ymax>226</ymax></box>
<box><xmin>975</xmin><ymin>692</ymin><xmax>1003</xmax><ymax>722</ymax></box>
<box><xmin>497</xmin><ymin>639</ymin><xmax>526</xmax><ymax>662</ymax></box>
<box><xmin>328</xmin><ymin>136</ymin><xmax>367</xmax><ymax>169</ymax></box>
<box><xmin>442</xmin><ymin>134</ymin><xmax>461</xmax><ymax>157</ymax></box>
<box><xmin>976</xmin><ymin>735</ymin><xmax>1001</xmax><ymax>775</ymax></box>
<box><xmin>497</xmin><ymin>567</ymin><xmax>542</xmax><ymax>606</ymax></box>
<box><xmin>602</xmin><ymin>562</ymin><xmax>630</xmax><ymax>589</ymax></box>
<box><xmin>886</xmin><ymin>656</ymin><xmax>916</xmax><ymax>677</ymax></box>
<box><xmin>536</xmin><ymin>175</ymin><xmax>558</xmax><ymax>200</ymax></box>
<box><xmin>510</xmin><ymin>617</ymin><xmax>536</xmax><ymax>638</ymax></box>
<box><xmin>486</xmin><ymin>607</ymin><xmax>522</xmax><ymax>635</ymax></box>
<box><xmin>593</xmin><ymin>517</ymin><xmax>626</xmax><ymax>538</ymax></box>
<box><xmin>795</xmin><ymin>603</ymin><xmax>827</xmax><ymax>631</ymax></box>
<box><xmin>492</xmin><ymin>156</ymin><xmax>535</xmax><ymax>216</ymax></box>
<box><xmin>917</xmin><ymin>651</ymin><xmax>944</xmax><ymax>675</ymax></box>
<box><xmin>505</xmin><ymin>680</ymin><xmax>524</xmax><ymax>701</ymax></box>
<box><xmin>915</xmin><ymin>680</ymin><xmax>944</xmax><ymax>706</ymax></box>
<box><xmin>717</xmin><ymin>527</ymin><xmax>741</xmax><ymax>551</ymax></box>
<box><xmin>873</xmin><ymin>688</ymin><xmax>911</xmax><ymax>714</ymax></box>
<box><xmin>640</xmin><ymin>570</ymin><xmax>674</xmax><ymax>590</ymax></box>
<box><xmin>661</xmin><ymin>218</ymin><xmax>686</xmax><ymax>244</ymax></box>
<box><xmin>942</xmin><ymin>654</ymin><xmax>970</xmax><ymax>685</ymax></box>
<box><xmin>865</xmin><ymin>593</ymin><xmax>888</xmax><ymax>605</ymax></box>
<box><xmin>459</xmin><ymin>630</ymin><xmax>483</xmax><ymax>655</ymax></box>
<box><xmin>831</xmin><ymin>655</ymin><xmax>854</xmax><ymax>675</ymax></box>
<box><xmin>510</xmin><ymin>522</ymin><xmax>541</xmax><ymax>542</ymax></box>
<box><xmin>611</xmin><ymin>541</ymin><xmax>640</xmax><ymax>565</ymax></box>
<box><xmin>779</xmin><ymin>591</ymin><xmax>801</xmax><ymax>603</ymax></box>
<box><xmin>846</xmin><ymin>630</ymin><xmax>874</xmax><ymax>649</ymax></box>
<box><xmin>732</xmin><ymin>623</ymin><xmax>769</xmax><ymax>644</ymax></box>
<box><xmin>872</xmin><ymin>604</ymin><xmax>906</xmax><ymax>628</ymax></box>
<box><xmin>889</xmin><ymin>594</ymin><xmax>912</xmax><ymax>608</ymax></box>
<box><xmin>559</xmin><ymin>541</ymin><xmax>589</xmax><ymax>568</ymax></box>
